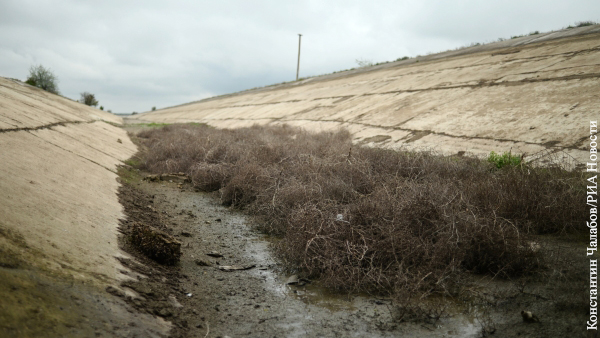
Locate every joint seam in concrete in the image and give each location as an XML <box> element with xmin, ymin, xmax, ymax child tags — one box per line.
<box><xmin>49</xmin><ymin>124</ymin><xmax>124</xmax><ymax>162</ymax></box>
<box><xmin>198</xmin><ymin>117</ymin><xmax>584</xmax><ymax>154</ymax></box>
<box><xmin>0</xmin><ymin>120</ymin><xmax>92</xmax><ymax>133</ymax></box>
<box><xmin>25</xmin><ymin>129</ymin><xmax>116</xmax><ymax>173</ymax></box>
<box><xmin>203</xmin><ymin>71</ymin><xmax>599</xmax><ymax>111</ymax></box>
<box><xmin>0</xmin><ymin>112</ymin><xmax>23</xmax><ymax>128</ymax></box>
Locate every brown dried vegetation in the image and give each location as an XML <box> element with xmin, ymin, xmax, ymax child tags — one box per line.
<box><xmin>129</xmin><ymin>222</ymin><xmax>182</xmax><ymax>265</ymax></box>
<box><xmin>134</xmin><ymin>124</ymin><xmax>584</xmax><ymax>304</ymax></box>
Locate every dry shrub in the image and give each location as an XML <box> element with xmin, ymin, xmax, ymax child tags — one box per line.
<box><xmin>189</xmin><ymin>162</ymin><xmax>230</xmax><ymax>191</ymax></box>
<box><xmin>134</xmin><ymin>123</ymin><xmax>584</xmax><ymax>303</ymax></box>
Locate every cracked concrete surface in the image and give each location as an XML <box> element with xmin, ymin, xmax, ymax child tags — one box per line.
<box><xmin>0</xmin><ymin>77</ymin><xmax>170</xmax><ymax>337</ymax></box>
<box><xmin>138</xmin><ymin>25</ymin><xmax>600</xmax><ymax>165</ymax></box>
<box><xmin>0</xmin><ymin>77</ymin><xmax>136</xmax><ymax>284</ymax></box>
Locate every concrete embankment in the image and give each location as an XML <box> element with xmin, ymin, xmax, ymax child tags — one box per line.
<box><xmin>0</xmin><ymin>77</ymin><xmax>169</xmax><ymax>337</ymax></box>
<box><xmin>139</xmin><ymin>25</ymin><xmax>600</xmax><ymax>165</ymax></box>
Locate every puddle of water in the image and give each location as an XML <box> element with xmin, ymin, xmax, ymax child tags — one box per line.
<box><xmin>247</xmin><ymin>233</ymin><xmax>356</xmax><ymax>311</ymax></box>
<box><xmin>286</xmin><ymin>283</ymin><xmax>358</xmax><ymax>312</ymax></box>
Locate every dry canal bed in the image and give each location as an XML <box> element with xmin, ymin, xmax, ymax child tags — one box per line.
<box><xmin>114</xmin><ymin>166</ymin><xmax>588</xmax><ymax>338</ymax></box>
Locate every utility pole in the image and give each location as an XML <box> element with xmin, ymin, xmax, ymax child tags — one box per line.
<box><xmin>296</xmin><ymin>34</ymin><xmax>302</xmax><ymax>81</ymax></box>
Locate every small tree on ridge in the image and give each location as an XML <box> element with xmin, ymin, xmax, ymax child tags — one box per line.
<box><xmin>80</xmin><ymin>92</ymin><xmax>99</xmax><ymax>107</ymax></box>
<box><xmin>26</xmin><ymin>64</ymin><xmax>59</xmax><ymax>94</ymax></box>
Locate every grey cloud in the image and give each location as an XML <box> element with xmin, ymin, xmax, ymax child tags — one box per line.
<box><xmin>0</xmin><ymin>0</ymin><xmax>598</xmax><ymax>112</ymax></box>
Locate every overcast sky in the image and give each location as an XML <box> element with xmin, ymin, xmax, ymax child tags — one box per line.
<box><xmin>0</xmin><ymin>1</ymin><xmax>598</xmax><ymax>113</ymax></box>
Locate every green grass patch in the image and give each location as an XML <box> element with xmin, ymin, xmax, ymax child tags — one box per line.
<box><xmin>487</xmin><ymin>151</ymin><xmax>523</xmax><ymax>168</ymax></box>
<box><xmin>118</xmin><ymin>162</ymin><xmax>143</xmax><ymax>185</ymax></box>
<box><xmin>124</xmin><ymin>157</ymin><xmax>143</xmax><ymax>168</ymax></box>
<box><xmin>138</xmin><ymin>123</ymin><xmax>170</xmax><ymax>128</ymax></box>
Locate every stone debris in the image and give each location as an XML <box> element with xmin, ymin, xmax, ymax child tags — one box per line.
<box><xmin>143</xmin><ymin>174</ymin><xmax>161</xmax><ymax>182</ymax></box>
<box><xmin>298</xmin><ymin>278</ymin><xmax>311</xmax><ymax>286</ymax></box>
<box><xmin>218</xmin><ymin>264</ymin><xmax>256</xmax><ymax>272</ymax></box>
<box><xmin>161</xmin><ymin>173</ymin><xmax>191</xmax><ymax>183</ymax></box>
<box><xmin>156</xmin><ymin>308</ymin><xmax>172</xmax><ymax>318</ymax></box>
<box><xmin>143</xmin><ymin>173</ymin><xmax>191</xmax><ymax>184</ymax></box>
<box><xmin>168</xmin><ymin>295</ymin><xmax>183</xmax><ymax>308</ymax></box>
<box><xmin>286</xmin><ymin>275</ymin><xmax>299</xmax><ymax>285</ymax></box>
<box><xmin>521</xmin><ymin>310</ymin><xmax>540</xmax><ymax>323</ymax></box>
<box><xmin>285</xmin><ymin>275</ymin><xmax>311</xmax><ymax>286</ymax></box>
<box><xmin>206</xmin><ymin>251</ymin><xmax>223</xmax><ymax>258</ymax></box>
<box><xmin>194</xmin><ymin>259</ymin><xmax>212</xmax><ymax>267</ymax></box>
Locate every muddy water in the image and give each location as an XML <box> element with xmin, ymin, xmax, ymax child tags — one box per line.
<box><xmin>144</xmin><ymin>180</ymin><xmax>486</xmax><ymax>338</ymax></box>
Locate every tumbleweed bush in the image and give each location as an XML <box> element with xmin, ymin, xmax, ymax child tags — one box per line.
<box><xmin>135</xmin><ymin>123</ymin><xmax>584</xmax><ymax>302</ymax></box>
